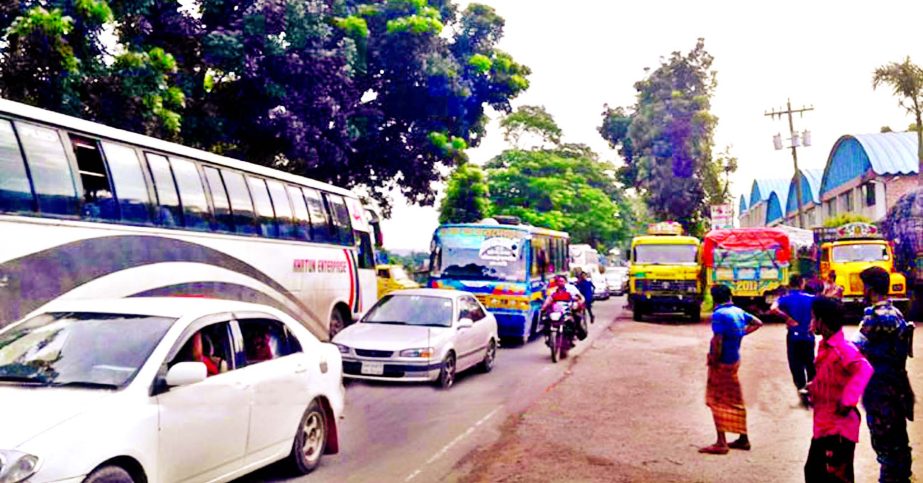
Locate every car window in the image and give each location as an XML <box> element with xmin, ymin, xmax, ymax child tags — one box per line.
<box><xmin>378</xmin><ymin>268</ymin><xmax>390</xmax><ymax>278</ymax></box>
<box><xmin>238</xmin><ymin>318</ymin><xmax>301</xmax><ymax>366</ymax></box>
<box><xmin>170</xmin><ymin>322</ymin><xmax>234</xmax><ymax>377</ymax></box>
<box><xmin>460</xmin><ymin>296</ymin><xmax>486</xmax><ymax>322</ymax></box>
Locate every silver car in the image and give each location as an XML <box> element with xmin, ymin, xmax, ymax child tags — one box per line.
<box><xmin>332</xmin><ymin>289</ymin><xmax>499</xmax><ymax>389</ymax></box>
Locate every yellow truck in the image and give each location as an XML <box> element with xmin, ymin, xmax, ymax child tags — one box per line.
<box><xmin>816</xmin><ymin>223</ymin><xmax>908</xmax><ymax>315</ymax></box>
<box><xmin>376</xmin><ymin>264</ymin><xmax>420</xmax><ymax>298</ymax></box>
<box><xmin>628</xmin><ymin>222</ymin><xmax>703</xmax><ymax>321</ymax></box>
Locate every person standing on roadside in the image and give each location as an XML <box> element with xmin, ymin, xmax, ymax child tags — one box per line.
<box><xmin>575</xmin><ymin>271</ymin><xmax>596</xmax><ymax>324</ymax></box>
<box><xmin>804</xmin><ymin>296</ymin><xmax>873</xmax><ymax>483</ymax></box>
<box><xmin>770</xmin><ymin>273</ymin><xmax>817</xmax><ymax>405</ymax></box>
<box><xmin>824</xmin><ymin>271</ymin><xmax>844</xmax><ymax>300</ymax></box>
<box><xmin>853</xmin><ymin>266</ymin><xmax>915</xmax><ymax>483</ymax></box>
<box><xmin>700</xmin><ymin>284</ymin><xmax>764</xmax><ymax>455</ymax></box>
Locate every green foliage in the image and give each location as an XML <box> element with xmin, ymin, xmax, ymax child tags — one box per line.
<box><xmin>873</xmin><ymin>57</ymin><xmax>923</xmax><ymax>181</ymax></box>
<box><xmin>500</xmin><ymin>105</ymin><xmax>562</xmax><ymax>147</ymax></box>
<box><xmin>439</xmin><ymin>164</ymin><xmax>491</xmax><ymax>224</ymax></box>
<box><xmin>467</xmin><ymin>53</ymin><xmax>492</xmax><ymax>73</ymax></box>
<box><xmin>823</xmin><ymin>213</ymin><xmax>872</xmax><ymax>228</ymax></box>
<box><xmin>599</xmin><ymin>39</ymin><xmax>720</xmax><ymax>237</ymax></box>
<box><xmin>334</xmin><ymin>15</ymin><xmax>369</xmax><ymax>39</ymax></box>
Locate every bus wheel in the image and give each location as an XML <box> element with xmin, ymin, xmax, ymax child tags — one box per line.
<box><xmin>329</xmin><ymin>310</ymin><xmax>347</xmax><ymax>339</ymax></box>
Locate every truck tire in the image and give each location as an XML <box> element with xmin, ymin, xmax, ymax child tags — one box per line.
<box><xmin>688</xmin><ymin>304</ymin><xmax>702</xmax><ymax>322</ymax></box>
<box><xmin>632</xmin><ymin>303</ymin><xmax>644</xmax><ymax>321</ymax></box>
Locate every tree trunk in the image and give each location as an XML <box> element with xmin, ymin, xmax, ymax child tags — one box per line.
<box><xmin>917</xmin><ymin>109</ymin><xmax>923</xmax><ymax>186</ymax></box>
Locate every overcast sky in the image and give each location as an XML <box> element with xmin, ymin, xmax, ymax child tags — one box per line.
<box><xmin>380</xmin><ymin>0</ymin><xmax>923</xmax><ymax>251</ymax></box>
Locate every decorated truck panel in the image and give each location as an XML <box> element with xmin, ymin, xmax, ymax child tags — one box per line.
<box><xmin>702</xmin><ymin>228</ymin><xmax>791</xmax><ymax>311</ymax></box>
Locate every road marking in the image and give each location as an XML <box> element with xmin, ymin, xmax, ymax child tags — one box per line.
<box><xmin>404</xmin><ymin>406</ymin><xmax>502</xmax><ymax>482</ymax></box>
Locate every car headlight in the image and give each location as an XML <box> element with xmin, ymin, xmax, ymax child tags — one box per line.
<box><xmin>399</xmin><ymin>347</ymin><xmax>435</xmax><ymax>358</ymax></box>
<box><xmin>333</xmin><ymin>343</ymin><xmax>350</xmax><ymax>354</ymax></box>
<box><xmin>0</xmin><ymin>450</ymin><xmax>40</xmax><ymax>483</ymax></box>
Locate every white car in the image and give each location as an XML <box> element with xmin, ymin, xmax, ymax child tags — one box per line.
<box><xmin>604</xmin><ymin>267</ymin><xmax>629</xmax><ymax>296</ymax></box>
<box><xmin>0</xmin><ymin>298</ymin><xmax>344</xmax><ymax>483</ymax></box>
<box><xmin>332</xmin><ymin>289</ymin><xmax>498</xmax><ymax>389</ymax></box>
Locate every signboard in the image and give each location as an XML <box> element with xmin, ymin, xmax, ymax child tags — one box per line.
<box><xmin>710</xmin><ymin>204</ymin><xmax>734</xmax><ymax>230</ymax></box>
<box><xmin>647</xmin><ymin>221</ymin><xmax>683</xmax><ymax>236</ymax></box>
<box><xmin>814</xmin><ymin>223</ymin><xmax>881</xmax><ymax>245</ymax></box>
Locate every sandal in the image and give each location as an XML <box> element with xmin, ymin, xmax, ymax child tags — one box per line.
<box><xmin>728</xmin><ymin>439</ymin><xmax>751</xmax><ymax>451</ymax></box>
<box><xmin>698</xmin><ymin>444</ymin><xmax>729</xmax><ymax>455</ymax></box>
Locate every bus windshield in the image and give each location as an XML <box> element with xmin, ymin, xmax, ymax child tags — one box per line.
<box><xmin>832</xmin><ymin>243</ymin><xmax>889</xmax><ymax>263</ymax></box>
<box><xmin>634</xmin><ymin>244</ymin><xmax>698</xmax><ymax>265</ymax></box>
<box><xmin>432</xmin><ymin>229</ymin><xmax>527</xmax><ymax>282</ymax></box>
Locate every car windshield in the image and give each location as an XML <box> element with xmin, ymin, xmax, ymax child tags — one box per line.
<box><xmin>363</xmin><ymin>295</ymin><xmax>454</xmax><ymax>328</ymax></box>
<box><xmin>432</xmin><ymin>229</ymin><xmax>527</xmax><ymax>282</ymax></box>
<box><xmin>832</xmin><ymin>243</ymin><xmax>889</xmax><ymax>263</ymax></box>
<box><xmin>0</xmin><ymin>312</ymin><xmax>175</xmax><ymax>389</ymax></box>
<box><xmin>634</xmin><ymin>244</ymin><xmax>698</xmax><ymax>264</ymax></box>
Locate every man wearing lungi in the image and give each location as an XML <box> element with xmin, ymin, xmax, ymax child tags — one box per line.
<box><xmin>700</xmin><ymin>284</ymin><xmax>764</xmax><ymax>455</ymax></box>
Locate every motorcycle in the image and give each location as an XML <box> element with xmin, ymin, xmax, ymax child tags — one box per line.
<box><xmin>543</xmin><ymin>301</ymin><xmax>579</xmax><ymax>363</ymax></box>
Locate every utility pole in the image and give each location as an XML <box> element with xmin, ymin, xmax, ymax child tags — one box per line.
<box><xmin>765</xmin><ymin>99</ymin><xmax>814</xmax><ymax>229</ymax></box>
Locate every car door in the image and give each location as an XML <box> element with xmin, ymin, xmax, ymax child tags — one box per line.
<box><xmin>235</xmin><ymin>316</ymin><xmax>313</xmax><ymax>455</ymax></box>
<box><xmin>156</xmin><ymin>319</ymin><xmax>251</xmax><ymax>483</ymax></box>
<box><xmin>456</xmin><ymin>296</ymin><xmax>486</xmax><ymax>370</ymax></box>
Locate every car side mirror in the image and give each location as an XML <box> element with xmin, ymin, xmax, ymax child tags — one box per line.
<box><xmin>457</xmin><ymin>318</ymin><xmax>474</xmax><ymax>330</ymax></box>
<box><xmin>166</xmin><ymin>362</ymin><xmax>207</xmax><ymax>387</ymax></box>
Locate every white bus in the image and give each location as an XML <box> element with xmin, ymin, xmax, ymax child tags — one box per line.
<box><xmin>0</xmin><ymin>99</ymin><xmax>381</xmax><ymax>340</ymax></box>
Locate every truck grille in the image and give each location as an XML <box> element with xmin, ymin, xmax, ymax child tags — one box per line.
<box><xmin>637</xmin><ymin>279</ymin><xmax>697</xmax><ymax>293</ymax></box>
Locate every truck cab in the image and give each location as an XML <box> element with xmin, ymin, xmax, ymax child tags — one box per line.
<box><xmin>376</xmin><ymin>264</ymin><xmax>420</xmax><ymax>298</ymax></box>
<box><xmin>628</xmin><ymin>222</ymin><xmax>703</xmax><ymax>321</ymax></box>
<box><xmin>818</xmin><ymin>223</ymin><xmax>908</xmax><ymax>313</ymax></box>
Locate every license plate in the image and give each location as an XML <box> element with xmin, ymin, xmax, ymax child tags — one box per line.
<box><xmin>361</xmin><ymin>362</ymin><xmax>384</xmax><ymax>375</ymax></box>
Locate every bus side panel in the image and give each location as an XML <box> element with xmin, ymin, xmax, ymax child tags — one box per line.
<box><xmin>0</xmin><ymin>216</ymin><xmax>363</xmax><ymax>340</ymax></box>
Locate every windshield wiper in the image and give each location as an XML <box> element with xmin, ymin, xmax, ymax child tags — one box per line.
<box><xmin>49</xmin><ymin>381</ymin><xmax>119</xmax><ymax>390</ymax></box>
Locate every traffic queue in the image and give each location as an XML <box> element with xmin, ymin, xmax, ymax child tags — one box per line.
<box><xmin>626</xmin><ymin>220</ymin><xmax>912</xmax><ymax>323</ymax></box>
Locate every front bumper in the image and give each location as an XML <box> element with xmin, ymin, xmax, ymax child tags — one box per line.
<box><xmin>630</xmin><ymin>293</ymin><xmax>700</xmax><ymax>310</ymax></box>
<box><xmin>341</xmin><ymin>358</ymin><xmax>442</xmax><ymax>382</ymax></box>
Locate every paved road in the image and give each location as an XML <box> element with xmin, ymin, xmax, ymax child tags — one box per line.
<box><xmin>246</xmin><ymin>297</ymin><xmax>625</xmax><ymax>482</ymax></box>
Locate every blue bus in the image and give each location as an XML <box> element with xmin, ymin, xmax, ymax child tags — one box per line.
<box><xmin>428</xmin><ymin>221</ymin><xmax>570</xmax><ymax>342</ymax></box>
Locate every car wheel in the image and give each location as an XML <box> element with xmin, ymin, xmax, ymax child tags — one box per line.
<box><xmin>290</xmin><ymin>400</ymin><xmax>327</xmax><ymax>474</ymax></box>
<box><xmin>329</xmin><ymin>310</ymin><xmax>346</xmax><ymax>339</ymax></box>
<box><xmin>437</xmin><ymin>352</ymin><xmax>456</xmax><ymax>389</ymax></box>
<box><xmin>84</xmin><ymin>465</ymin><xmax>134</xmax><ymax>483</ymax></box>
<box><xmin>479</xmin><ymin>339</ymin><xmax>497</xmax><ymax>373</ymax></box>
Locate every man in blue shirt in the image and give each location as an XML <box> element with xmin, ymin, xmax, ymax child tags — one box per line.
<box><xmin>770</xmin><ymin>273</ymin><xmax>816</xmax><ymax>405</ymax></box>
<box><xmin>575</xmin><ymin>271</ymin><xmax>595</xmax><ymax>323</ymax></box>
<box><xmin>700</xmin><ymin>284</ymin><xmax>763</xmax><ymax>455</ymax></box>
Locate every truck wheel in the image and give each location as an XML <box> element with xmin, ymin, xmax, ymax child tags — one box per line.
<box><xmin>632</xmin><ymin>303</ymin><xmax>644</xmax><ymax>322</ymax></box>
<box><xmin>688</xmin><ymin>304</ymin><xmax>702</xmax><ymax>322</ymax></box>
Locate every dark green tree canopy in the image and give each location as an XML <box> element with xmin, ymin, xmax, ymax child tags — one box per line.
<box><xmin>0</xmin><ymin>0</ymin><xmax>530</xmax><ymax>213</ymax></box>
<box><xmin>600</xmin><ymin>39</ymin><xmax>724</xmax><ymax>236</ymax></box>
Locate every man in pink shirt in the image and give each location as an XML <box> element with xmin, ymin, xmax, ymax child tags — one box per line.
<box><xmin>804</xmin><ymin>296</ymin><xmax>873</xmax><ymax>482</ymax></box>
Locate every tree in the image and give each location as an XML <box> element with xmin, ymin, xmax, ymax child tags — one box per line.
<box><xmin>823</xmin><ymin>213</ymin><xmax>871</xmax><ymax>228</ymax></box>
<box><xmin>873</xmin><ymin>57</ymin><xmax>923</xmax><ymax>185</ymax></box>
<box><xmin>500</xmin><ymin>105</ymin><xmax>561</xmax><ymax>148</ymax></box>
<box><xmin>600</xmin><ymin>39</ymin><xmax>719</xmax><ymax>237</ymax></box>
<box><xmin>0</xmin><ymin>0</ymin><xmax>530</xmax><ymax>214</ymax></box>
<box><xmin>439</xmin><ymin>163</ymin><xmax>491</xmax><ymax>223</ymax></box>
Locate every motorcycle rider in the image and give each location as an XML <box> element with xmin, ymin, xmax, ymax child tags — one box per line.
<box><xmin>541</xmin><ymin>275</ymin><xmax>585</xmax><ymax>357</ymax></box>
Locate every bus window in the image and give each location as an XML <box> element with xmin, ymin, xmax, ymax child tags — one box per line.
<box><xmin>16</xmin><ymin>122</ymin><xmax>78</xmax><ymax>216</ymax></box>
<box><xmin>357</xmin><ymin>231</ymin><xmax>375</xmax><ymax>269</ymax></box>
<box><xmin>145</xmin><ymin>153</ymin><xmax>182</xmax><ymax>228</ymax></box>
<box><xmin>0</xmin><ymin>120</ymin><xmax>34</xmax><ymax>213</ymax></box>
<box><xmin>266</xmin><ymin>180</ymin><xmax>295</xmax><ymax>240</ymax></box>
<box><xmin>286</xmin><ymin>185</ymin><xmax>311</xmax><ymax>241</ymax></box>
<box><xmin>170</xmin><ymin>157</ymin><xmax>211</xmax><ymax>231</ymax></box>
<box><xmin>221</xmin><ymin>170</ymin><xmax>257</xmax><ymax>235</ymax></box>
<box><xmin>325</xmin><ymin>193</ymin><xmax>354</xmax><ymax>246</ymax></box>
<box><xmin>70</xmin><ymin>136</ymin><xmax>117</xmax><ymax>221</ymax></box>
<box><xmin>246</xmin><ymin>176</ymin><xmax>276</xmax><ymax>238</ymax></box>
<box><xmin>202</xmin><ymin>167</ymin><xmax>233</xmax><ymax>233</ymax></box>
<box><xmin>101</xmin><ymin>142</ymin><xmax>152</xmax><ymax>225</ymax></box>
<box><xmin>303</xmin><ymin>187</ymin><xmax>331</xmax><ymax>243</ymax></box>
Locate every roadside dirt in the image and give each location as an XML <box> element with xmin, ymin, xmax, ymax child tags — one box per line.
<box><xmin>450</xmin><ymin>313</ymin><xmax>922</xmax><ymax>483</ymax></box>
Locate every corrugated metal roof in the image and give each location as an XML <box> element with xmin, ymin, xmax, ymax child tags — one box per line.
<box><xmin>821</xmin><ymin>132</ymin><xmax>919</xmax><ymax>195</ymax></box>
<box><xmin>765</xmin><ymin>181</ymin><xmax>790</xmax><ymax>224</ymax></box>
<box><xmin>739</xmin><ymin>194</ymin><xmax>748</xmax><ymax>214</ymax></box>
<box><xmin>854</xmin><ymin>132</ymin><xmax>919</xmax><ymax>175</ymax></box>
<box><xmin>785</xmin><ymin>168</ymin><xmax>823</xmax><ymax>215</ymax></box>
<box><xmin>749</xmin><ymin>178</ymin><xmax>790</xmax><ymax>207</ymax></box>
